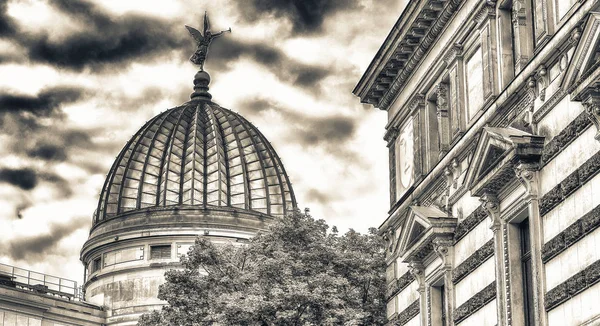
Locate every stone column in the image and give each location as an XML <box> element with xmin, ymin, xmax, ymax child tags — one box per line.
<box><xmin>515</xmin><ymin>162</ymin><xmax>548</xmax><ymax>326</ymax></box>
<box><xmin>409</xmin><ymin>261</ymin><xmax>427</xmax><ymax>326</ymax></box>
<box><xmin>481</xmin><ymin>192</ymin><xmax>507</xmax><ymax>326</ymax></box>
<box><xmin>434</xmin><ymin>238</ymin><xmax>455</xmax><ymax>326</ymax></box>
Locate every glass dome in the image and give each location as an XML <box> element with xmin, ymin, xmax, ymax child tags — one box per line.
<box><xmin>93</xmin><ymin>100</ymin><xmax>296</xmax><ymax>227</ymax></box>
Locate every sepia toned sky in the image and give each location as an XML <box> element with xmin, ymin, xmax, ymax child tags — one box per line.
<box><xmin>0</xmin><ymin>0</ymin><xmax>407</xmax><ymax>283</ymax></box>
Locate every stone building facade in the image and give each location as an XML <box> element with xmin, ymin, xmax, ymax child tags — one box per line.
<box><xmin>354</xmin><ymin>0</ymin><xmax>600</xmax><ymax>325</ymax></box>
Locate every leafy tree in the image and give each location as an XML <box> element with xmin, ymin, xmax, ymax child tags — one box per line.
<box><xmin>138</xmin><ymin>210</ymin><xmax>386</xmax><ymax>326</ymax></box>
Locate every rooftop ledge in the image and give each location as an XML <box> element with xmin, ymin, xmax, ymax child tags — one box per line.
<box><xmin>353</xmin><ymin>0</ymin><xmax>463</xmax><ymax>110</ymax></box>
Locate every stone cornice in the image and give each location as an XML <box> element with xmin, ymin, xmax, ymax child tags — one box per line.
<box><xmin>378</xmin><ymin>0</ymin><xmax>463</xmax><ymax>111</ymax></box>
<box><xmin>354</xmin><ymin>0</ymin><xmax>464</xmax><ymax>110</ymax></box>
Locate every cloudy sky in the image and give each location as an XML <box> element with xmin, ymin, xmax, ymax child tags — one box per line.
<box><xmin>0</xmin><ymin>0</ymin><xmax>408</xmax><ymax>284</ymax></box>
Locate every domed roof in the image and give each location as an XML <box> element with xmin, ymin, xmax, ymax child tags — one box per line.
<box><xmin>93</xmin><ymin>98</ymin><xmax>296</xmax><ymax>227</ymax></box>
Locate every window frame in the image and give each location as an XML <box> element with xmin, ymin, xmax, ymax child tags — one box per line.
<box><xmin>150</xmin><ymin>244</ymin><xmax>172</xmax><ymax>260</ymax></box>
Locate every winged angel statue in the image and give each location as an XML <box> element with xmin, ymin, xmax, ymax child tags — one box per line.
<box><xmin>185</xmin><ymin>12</ymin><xmax>231</xmax><ymax>70</ymax></box>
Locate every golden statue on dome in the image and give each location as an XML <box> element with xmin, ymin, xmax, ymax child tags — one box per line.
<box><xmin>185</xmin><ymin>12</ymin><xmax>231</xmax><ymax>70</ymax></box>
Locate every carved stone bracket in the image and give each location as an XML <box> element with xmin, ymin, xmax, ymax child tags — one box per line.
<box><xmin>433</xmin><ymin>238</ymin><xmax>454</xmax><ymax>269</ymax></box>
<box><xmin>474</xmin><ymin>0</ymin><xmax>497</xmax><ymax>27</ymax></box>
<box><xmin>408</xmin><ymin>261</ymin><xmax>426</xmax><ymax>290</ymax></box>
<box><xmin>408</xmin><ymin>93</ymin><xmax>426</xmax><ymax>113</ymax></box>
<box><xmin>480</xmin><ymin>192</ymin><xmax>501</xmax><ymax>230</ymax></box>
<box><xmin>514</xmin><ymin>162</ymin><xmax>540</xmax><ymax>197</ymax></box>
<box><xmin>443</xmin><ymin>43</ymin><xmax>463</xmax><ymax>66</ymax></box>
<box><xmin>580</xmin><ymin>88</ymin><xmax>600</xmax><ymax>141</ymax></box>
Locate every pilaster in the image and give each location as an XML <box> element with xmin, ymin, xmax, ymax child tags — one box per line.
<box><xmin>514</xmin><ymin>162</ymin><xmax>547</xmax><ymax>326</ymax></box>
<box><xmin>434</xmin><ymin>238</ymin><xmax>455</xmax><ymax>326</ymax></box>
<box><xmin>409</xmin><ymin>261</ymin><xmax>427</xmax><ymax>326</ymax></box>
<box><xmin>480</xmin><ymin>192</ymin><xmax>507</xmax><ymax>326</ymax></box>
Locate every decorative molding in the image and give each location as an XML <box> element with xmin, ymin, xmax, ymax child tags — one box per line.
<box><xmin>389</xmin><ymin>146</ymin><xmax>397</xmax><ymax>206</ymax></box>
<box><xmin>386</xmin><ymin>271</ymin><xmax>416</xmax><ymax>301</ymax></box>
<box><xmin>453</xmin><ymin>206</ymin><xmax>487</xmax><ymax>242</ymax></box>
<box><xmin>533</xmin><ymin>89</ymin><xmax>568</xmax><ymax>123</ymax></box>
<box><xmin>542</xmin><ymin>204</ymin><xmax>600</xmax><ymax>263</ymax></box>
<box><xmin>502</xmin><ymin>222</ymin><xmax>513</xmax><ymax>326</ymax></box>
<box><xmin>545</xmin><ymin>259</ymin><xmax>600</xmax><ymax>311</ymax></box>
<box><xmin>392</xmin><ymin>300</ymin><xmax>420</xmax><ymax>326</ymax></box>
<box><xmin>454</xmin><ymin>281</ymin><xmax>497</xmax><ymax>323</ymax></box>
<box><xmin>452</xmin><ymin>239</ymin><xmax>494</xmax><ymax>284</ymax></box>
<box><xmin>540</xmin><ymin>151</ymin><xmax>600</xmax><ymax>216</ymax></box>
<box><xmin>540</xmin><ymin>111</ymin><xmax>592</xmax><ymax>165</ymax></box>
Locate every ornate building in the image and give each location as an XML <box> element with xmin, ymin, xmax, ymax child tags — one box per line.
<box><xmin>0</xmin><ymin>18</ymin><xmax>296</xmax><ymax>326</ymax></box>
<box><xmin>354</xmin><ymin>0</ymin><xmax>600</xmax><ymax>325</ymax></box>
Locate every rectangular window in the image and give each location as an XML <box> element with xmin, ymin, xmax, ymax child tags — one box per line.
<box><xmin>92</xmin><ymin>257</ymin><xmax>101</xmax><ymax>273</ymax></box>
<box><xmin>520</xmin><ymin>218</ymin><xmax>535</xmax><ymax>326</ymax></box>
<box><xmin>466</xmin><ymin>47</ymin><xmax>484</xmax><ymax>120</ymax></box>
<box><xmin>151</xmin><ymin>245</ymin><xmax>172</xmax><ymax>259</ymax></box>
<box><xmin>430</xmin><ymin>280</ymin><xmax>447</xmax><ymax>326</ymax></box>
<box><xmin>104</xmin><ymin>246</ymin><xmax>144</xmax><ymax>266</ymax></box>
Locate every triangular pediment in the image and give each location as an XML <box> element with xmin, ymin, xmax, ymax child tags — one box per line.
<box><xmin>466</xmin><ymin>127</ymin><xmax>544</xmax><ymax>196</ymax></box>
<box><xmin>398</xmin><ymin>205</ymin><xmax>452</xmax><ymax>255</ymax></box>
<box><xmin>564</xmin><ymin>12</ymin><xmax>600</xmax><ymax>99</ymax></box>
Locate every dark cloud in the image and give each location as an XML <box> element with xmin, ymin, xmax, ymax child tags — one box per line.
<box><xmin>0</xmin><ymin>0</ymin><xmax>17</xmax><ymax>37</ymax></box>
<box><xmin>294</xmin><ymin>115</ymin><xmax>355</xmax><ymax>146</ymax></box>
<box><xmin>6</xmin><ymin>216</ymin><xmax>89</xmax><ymax>261</ymax></box>
<box><xmin>0</xmin><ymin>86</ymin><xmax>85</xmax><ymax>116</ymax></box>
<box><xmin>0</xmin><ymin>168</ymin><xmax>37</xmax><ymax>190</ymax></box>
<box><xmin>238</xmin><ymin>0</ymin><xmax>359</xmax><ymax>35</ymax></box>
<box><xmin>26</xmin><ymin>143</ymin><xmax>68</xmax><ymax>161</ymax></box>
<box><xmin>1</xmin><ymin>0</ymin><xmax>187</xmax><ymax>71</ymax></box>
<box><xmin>238</xmin><ymin>97</ymin><xmax>356</xmax><ymax>147</ymax></box>
<box><xmin>209</xmin><ymin>37</ymin><xmax>329</xmax><ymax>88</ymax></box>
<box><xmin>0</xmin><ymin>167</ymin><xmax>71</xmax><ymax>196</ymax></box>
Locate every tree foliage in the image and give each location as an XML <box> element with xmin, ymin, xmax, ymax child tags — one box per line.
<box><xmin>138</xmin><ymin>210</ymin><xmax>386</xmax><ymax>326</ymax></box>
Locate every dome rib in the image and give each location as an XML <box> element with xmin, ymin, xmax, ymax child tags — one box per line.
<box><xmin>118</xmin><ymin>111</ymin><xmax>171</xmax><ymax>213</ymax></box>
<box><xmin>96</xmin><ymin>114</ymin><xmax>161</xmax><ymax>222</ymax></box>
<box><xmin>93</xmin><ymin>101</ymin><xmax>296</xmax><ymax>227</ymax></box>
<box><xmin>233</xmin><ymin>108</ymin><xmax>271</xmax><ymax>214</ymax></box>
<box><xmin>220</xmin><ymin>106</ymin><xmax>251</xmax><ymax>210</ymax></box>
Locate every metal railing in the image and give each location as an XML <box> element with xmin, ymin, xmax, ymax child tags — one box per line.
<box><xmin>0</xmin><ymin>262</ymin><xmax>78</xmax><ymax>298</ymax></box>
